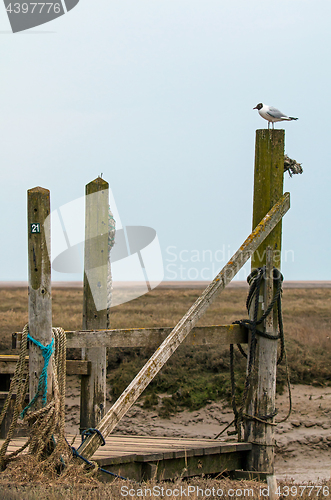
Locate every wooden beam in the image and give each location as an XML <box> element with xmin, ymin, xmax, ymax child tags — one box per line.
<box><xmin>13</xmin><ymin>324</ymin><xmax>248</xmax><ymax>349</ymax></box>
<box><xmin>81</xmin><ymin>177</ymin><xmax>109</xmax><ymax>432</ymax></box>
<box><xmin>77</xmin><ymin>192</ymin><xmax>290</xmax><ymax>460</ymax></box>
<box><xmin>64</xmin><ymin>324</ymin><xmax>247</xmax><ymax>348</ymax></box>
<box><xmin>27</xmin><ymin>187</ymin><xmax>52</xmax><ymax>407</ymax></box>
<box><xmin>65</xmin><ymin>360</ymin><xmax>91</xmax><ymax>376</ymax></box>
<box><xmin>0</xmin><ymin>356</ymin><xmax>91</xmax><ymax>376</ymax></box>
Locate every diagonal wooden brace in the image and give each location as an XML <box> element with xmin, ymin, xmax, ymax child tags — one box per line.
<box><xmin>78</xmin><ymin>192</ymin><xmax>290</xmax><ymax>460</ymax></box>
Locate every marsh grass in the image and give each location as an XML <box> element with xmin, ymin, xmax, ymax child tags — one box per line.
<box><xmin>0</xmin><ymin>287</ymin><xmax>330</xmax><ymax>412</ymax></box>
<box><xmin>0</xmin><ymin>286</ymin><xmax>330</xmax><ymax>493</ymax></box>
<box><xmin>0</xmin><ymin>477</ymin><xmax>330</xmax><ymax>500</ymax></box>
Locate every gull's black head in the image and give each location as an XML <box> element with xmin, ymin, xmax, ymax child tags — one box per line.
<box><xmin>253</xmin><ymin>103</ymin><xmax>263</xmax><ymax>110</ymax></box>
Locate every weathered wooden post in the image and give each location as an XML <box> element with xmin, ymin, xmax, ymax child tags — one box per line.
<box><xmin>80</xmin><ymin>177</ymin><xmax>109</xmax><ymax>432</ymax></box>
<box><xmin>251</xmin><ymin>129</ymin><xmax>284</xmax><ymax>270</ymax></box>
<box><xmin>27</xmin><ymin>187</ymin><xmax>53</xmax><ymax>406</ymax></box>
<box><xmin>244</xmin><ymin>129</ymin><xmax>285</xmax><ymax>473</ymax></box>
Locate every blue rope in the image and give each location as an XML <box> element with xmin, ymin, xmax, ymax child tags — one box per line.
<box><xmin>69</xmin><ymin>429</ymin><xmax>128</xmax><ymax>480</ymax></box>
<box><xmin>71</xmin><ymin>446</ymin><xmax>128</xmax><ymax>480</ymax></box>
<box><xmin>80</xmin><ymin>428</ymin><xmax>106</xmax><ymax>447</ymax></box>
<box><xmin>21</xmin><ymin>334</ymin><xmax>54</xmax><ymax>418</ymax></box>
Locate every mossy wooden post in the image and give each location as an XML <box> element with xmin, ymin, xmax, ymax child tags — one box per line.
<box><xmin>245</xmin><ymin>129</ymin><xmax>285</xmax><ymax>473</ymax></box>
<box><xmin>80</xmin><ymin>177</ymin><xmax>109</xmax><ymax>432</ymax></box>
<box><xmin>27</xmin><ymin>187</ymin><xmax>52</xmax><ymax>406</ymax></box>
<box><xmin>251</xmin><ymin>129</ymin><xmax>284</xmax><ymax>269</ymax></box>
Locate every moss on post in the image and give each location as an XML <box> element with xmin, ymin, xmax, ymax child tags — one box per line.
<box><xmin>251</xmin><ymin>129</ymin><xmax>284</xmax><ymax>270</ymax></box>
<box><xmin>245</xmin><ymin>129</ymin><xmax>286</xmax><ymax>473</ymax></box>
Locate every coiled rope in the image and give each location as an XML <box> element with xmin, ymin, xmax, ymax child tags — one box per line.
<box><xmin>0</xmin><ymin>324</ymin><xmax>128</xmax><ymax>481</ymax></box>
<box><xmin>215</xmin><ymin>267</ymin><xmax>292</xmax><ymax>441</ymax></box>
<box><xmin>0</xmin><ymin>324</ymin><xmax>68</xmax><ymax>469</ymax></box>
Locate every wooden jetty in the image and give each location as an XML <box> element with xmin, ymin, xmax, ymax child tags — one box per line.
<box><xmin>0</xmin><ymin>435</ymin><xmax>252</xmax><ymax>481</ymax></box>
<box><xmin>0</xmin><ymin>129</ymin><xmax>289</xmax><ymax>481</ymax></box>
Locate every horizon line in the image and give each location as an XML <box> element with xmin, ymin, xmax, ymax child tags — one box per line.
<box><xmin>1</xmin><ymin>280</ymin><xmax>331</xmax><ymax>289</ymax></box>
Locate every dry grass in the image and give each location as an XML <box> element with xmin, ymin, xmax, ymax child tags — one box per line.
<box><xmin>0</xmin><ymin>286</ymin><xmax>330</xmax><ymax>494</ymax></box>
<box><xmin>1</xmin><ymin>286</ymin><xmax>331</xmax><ymax>389</ymax></box>
<box><xmin>0</xmin><ymin>477</ymin><xmax>330</xmax><ymax>499</ymax></box>
<box><xmin>1</xmin><ymin>286</ymin><xmax>329</xmax><ymax>344</ymax></box>
<box><xmin>0</xmin><ymin>287</ymin><xmax>249</xmax><ymax>351</ymax></box>
<box><xmin>1</xmin><ymin>286</ymin><xmax>331</xmax><ymax>410</ymax></box>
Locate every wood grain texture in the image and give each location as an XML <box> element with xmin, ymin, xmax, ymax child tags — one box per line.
<box><xmin>15</xmin><ymin>325</ymin><xmax>248</xmax><ymax>348</ymax></box>
<box><xmin>246</xmin><ymin>129</ymin><xmax>285</xmax><ymax>473</ymax></box>
<box><xmin>65</xmin><ymin>324</ymin><xmax>247</xmax><ymax>348</ymax></box>
<box><xmin>27</xmin><ymin>186</ymin><xmax>52</xmax><ymax>406</ymax></box>
<box><xmin>81</xmin><ymin>177</ymin><xmax>109</xmax><ymax>431</ymax></box>
<box><xmin>0</xmin><ymin>356</ymin><xmax>90</xmax><ymax>375</ymax></box>
<box><xmin>0</xmin><ymin>434</ymin><xmax>251</xmax><ymax>480</ymax></box>
<box><xmin>251</xmin><ymin>129</ymin><xmax>284</xmax><ymax>270</ymax></box>
<box><xmin>245</xmin><ymin>248</ymin><xmax>278</xmax><ymax>473</ymax></box>
<box><xmin>77</xmin><ymin>192</ymin><xmax>290</xmax><ymax>460</ymax></box>
<box><xmin>0</xmin><ymin>435</ymin><xmax>252</xmax><ymax>460</ymax></box>
<box><xmin>246</xmin><ymin>129</ymin><xmax>284</xmax><ymax>472</ymax></box>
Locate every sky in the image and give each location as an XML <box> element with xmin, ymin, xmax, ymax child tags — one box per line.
<box><xmin>1</xmin><ymin>0</ymin><xmax>330</xmax><ymax>284</ymax></box>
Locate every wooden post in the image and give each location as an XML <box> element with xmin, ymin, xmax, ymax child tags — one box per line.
<box><xmin>251</xmin><ymin>129</ymin><xmax>284</xmax><ymax>270</ymax></box>
<box><xmin>244</xmin><ymin>129</ymin><xmax>285</xmax><ymax>473</ymax></box>
<box><xmin>77</xmin><ymin>193</ymin><xmax>290</xmax><ymax>461</ymax></box>
<box><xmin>27</xmin><ymin>187</ymin><xmax>52</xmax><ymax>406</ymax></box>
<box><xmin>80</xmin><ymin>177</ymin><xmax>109</xmax><ymax>432</ymax></box>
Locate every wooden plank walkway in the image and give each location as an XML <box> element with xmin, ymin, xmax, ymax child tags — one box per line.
<box><xmin>0</xmin><ymin>435</ymin><xmax>252</xmax><ymax>481</ymax></box>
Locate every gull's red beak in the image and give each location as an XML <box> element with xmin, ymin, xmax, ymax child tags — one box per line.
<box><xmin>253</xmin><ymin>106</ymin><xmax>258</xmax><ymax>109</ymax></box>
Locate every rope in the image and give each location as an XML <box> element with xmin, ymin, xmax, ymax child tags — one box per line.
<box><xmin>80</xmin><ymin>428</ymin><xmax>106</xmax><ymax>447</ymax></box>
<box><xmin>233</xmin><ymin>267</ymin><xmax>283</xmax><ymax>346</ymax></box>
<box><xmin>68</xmin><ymin>429</ymin><xmax>130</xmax><ymax>480</ymax></box>
<box><xmin>0</xmin><ymin>324</ymin><xmax>130</xmax><ymax>481</ymax></box>
<box><xmin>21</xmin><ymin>334</ymin><xmax>54</xmax><ymax>416</ymax></box>
<box><xmin>0</xmin><ymin>325</ymin><xmax>69</xmax><ymax>469</ymax></box>
<box><xmin>22</xmin><ymin>326</ymin><xmax>68</xmax><ymax>461</ymax></box>
<box><xmin>70</xmin><ymin>442</ymin><xmax>128</xmax><ymax>480</ymax></box>
<box><xmin>0</xmin><ymin>324</ymin><xmax>29</xmax><ymax>468</ymax></box>
<box><xmin>221</xmin><ymin>267</ymin><xmax>292</xmax><ymax>441</ymax></box>
<box><xmin>284</xmin><ymin>154</ymin><xmax>303</xmax><ymax>177</ymax></box>
<box><xmin>214</xmin><ymin>418</ymin><xmax>236</xmax><ymax>440</ymax></box>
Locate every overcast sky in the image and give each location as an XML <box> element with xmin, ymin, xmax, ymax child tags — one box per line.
<box><xmin>1</xmin><ymin>0</ymin><xmax>330</xmax><ymax>283</ymax></box>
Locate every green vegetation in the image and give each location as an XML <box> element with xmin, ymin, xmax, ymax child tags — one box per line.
<box><xmin>107</xmin><ymin>344</ymin><xmax>247</xmax><ymax>416</ymax></box>
<box><xmin>1</xmin><ymin>286</ymin><xmax>330</xmax><ymax>417</ymax></box>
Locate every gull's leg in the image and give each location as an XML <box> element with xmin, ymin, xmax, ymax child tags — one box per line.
<box><xmin>268</xmin><ymin>121</ymin><xmax>270</xmax><ymax>130</ymax></box>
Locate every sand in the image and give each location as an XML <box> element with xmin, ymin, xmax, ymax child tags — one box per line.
<box><xmin>64</xmin><ymin>377</ymin><xmax>331</xmax><ymax>483</ymax></box>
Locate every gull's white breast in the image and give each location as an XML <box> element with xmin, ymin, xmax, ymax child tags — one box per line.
<box><xmin>259</xmin><ymin>107</ymin><xmax>281</xmax><ymax>123</ymax></box>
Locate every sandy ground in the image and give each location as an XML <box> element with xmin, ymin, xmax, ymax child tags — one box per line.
<box><xmin>65</xmin><ymin>377</ymin><xmax>331</xmax><ymax>484</ymax></box>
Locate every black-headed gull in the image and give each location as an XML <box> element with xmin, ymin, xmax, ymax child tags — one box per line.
<box><xmin>253</xmin><ymin>103</ymin><xmax>298</xmax><ymax>129</ymax></box>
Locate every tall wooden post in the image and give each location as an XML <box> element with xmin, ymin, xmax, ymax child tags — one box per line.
<box><xmin>251</xmin><ymin>130</ymin><xmax>284</xmax><ymax>269</ymax></box>
<box><xmin>80</xmin><ymin>177</ymin><xmax>109</xmax><ymax>432</ymax></box>
<box><xmin>245</xmin><ymin>129</ymin><xmax>285</xmax><ymax>473</ymax></box>
<box><xmin>27</xmin><ymin>187</ymin><xmax>52</xmax><ymax>406</ymax></box>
